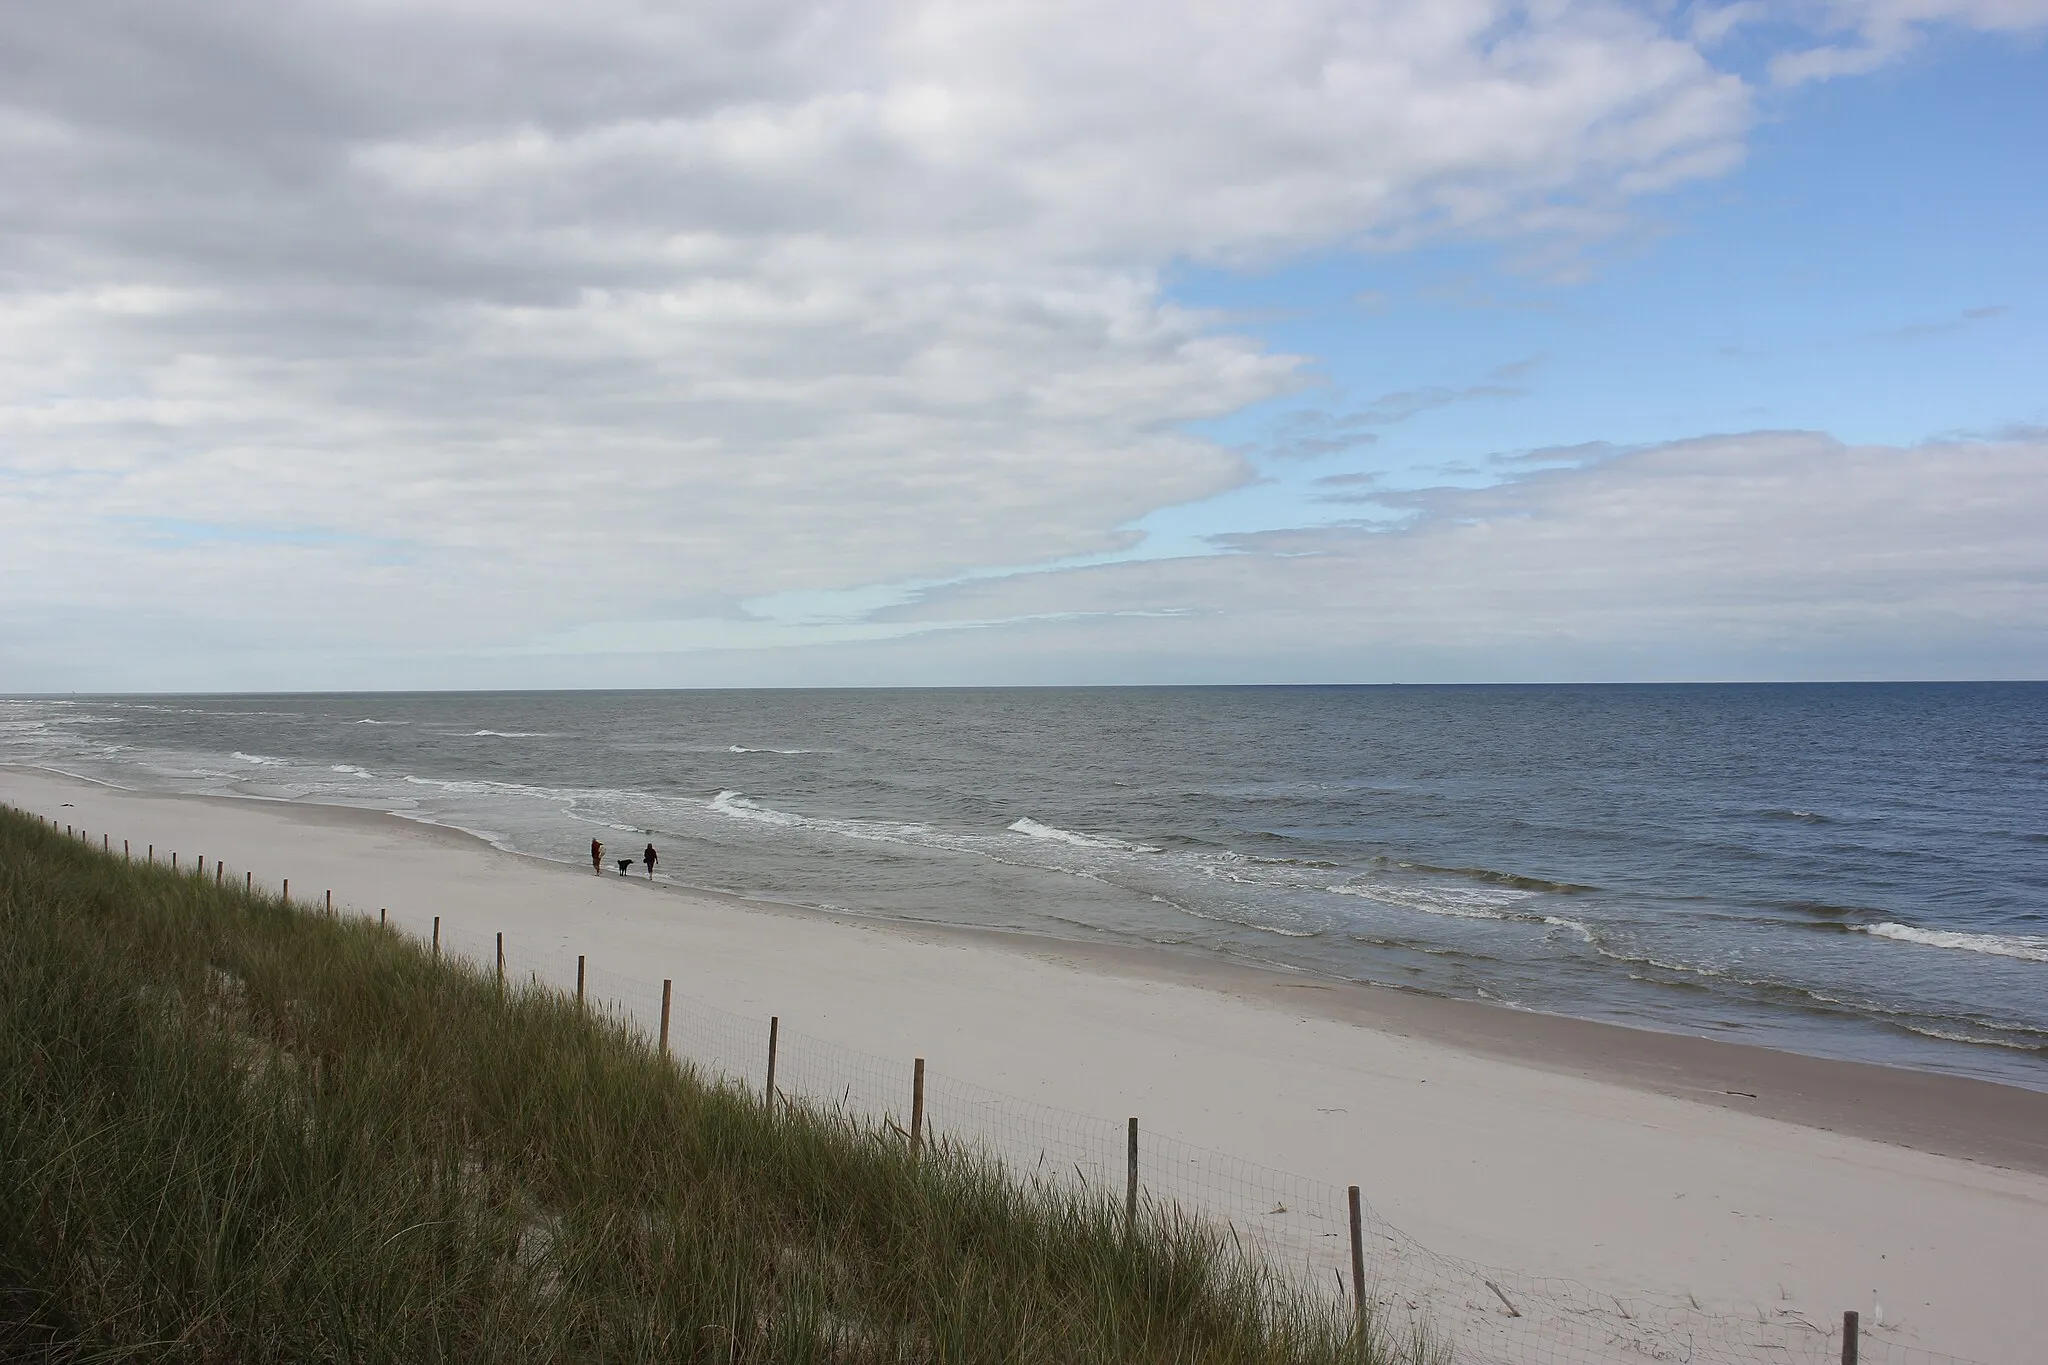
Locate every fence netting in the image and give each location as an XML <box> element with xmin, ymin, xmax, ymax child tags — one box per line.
<box><xmin>28</xmin><ymin>821</ymin><xmax>1990</xmax><ymax>1365</ymax></box>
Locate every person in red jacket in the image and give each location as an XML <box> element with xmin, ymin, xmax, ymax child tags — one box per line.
<box><xmin>590</xmin><ymin>837</ymin><xmax>603</xmax><ymax>875</ymax></box>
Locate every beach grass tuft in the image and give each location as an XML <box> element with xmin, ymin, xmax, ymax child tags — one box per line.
<box><xmin>0</xmin><ymin>808</ymin><xmax>1436</xmax><ymax>1363</ymax></box>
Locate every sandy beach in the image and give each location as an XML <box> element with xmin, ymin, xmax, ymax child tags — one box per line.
<box><xmin>7</xmin><ymin>765</ymin><xmax>2044</xmax><ymax>1363</ymax></box>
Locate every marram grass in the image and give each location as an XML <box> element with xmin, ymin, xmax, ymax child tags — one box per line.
<box><xmin>0</xmin><ymin>807</ymin><xmax>1438</xmax><ymax>1364</ymax></box>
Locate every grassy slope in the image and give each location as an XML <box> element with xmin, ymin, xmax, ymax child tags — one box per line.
<box><xmin>0</xmin><ymin>808</ymin><xmax>1423</xmax><ymax>1364</ymax></box>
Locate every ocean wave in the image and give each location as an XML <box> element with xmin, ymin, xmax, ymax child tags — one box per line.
<box><xmin>231</xmin><ymin>752</ymin><xmax>286</xmax><ymax>766</ymax></box>
<box><xmin>352</xmin><ymin>719</ymin><xmax>407</xmax><ymax>725</ymax></box>
<box><xmin>706</xmin><ymin>790</ymin><xmax>929</xmax><ymax>847</ymax></box>
<box><xmin>330</xmin><ymin>765</ymin><xmax>373</xmax><ymax>776</ymax></box>
<box><xmin>730</xmin><ymin>744</ymin><xmax>812</xmax><ymax>755</ymax></box>
<box><xmin>709</xmin><ymin>790</ymin><xmax>804</xmax><ymax>828</ymax></box>
<box><xmin>1369</xmin><ymin>857</ymin><xmax>1596</xmax><ymax>894</ymax></box>
<box><xmin>472</xmin><ymin>729</ymin><xmax>549</xmax><ymax>738</ymax></box>
<box><xmin>1214</xmin><ymin>851</ymin><xmax>1342</xmax><ymax>869</ymax></box>
<box><xmin>1328</xmin><ymin>879</ymin><xmax>1541</xmax><ymax>921</ymax></box>
<box><xmin>1542</xmin><ymin>915</ymin><xmax>1597</xmax><ymax>943</ymax></box>
<box><xmin>1854</xmin><ymin>923</ymin><xmax>2048</xmax><ymax>963</ymax></box>
<box><xmin>1774</xmin><ymin>899</ymin><xmax>1882</xmax><ymax>921</ymax></box>
<box><xmin>1007</xmin><ymin>817</ymin><xmax>1161</xmax><ymax>853</ymax></box>
<box><xmin>1760</xmin><ymin>807</ymin><xmax>1833</xmax><ymax>824</ymax></box>
<box><xmin>1895</xmin><ymin>1023</ymin><xmax>2047</xmax><ymax>1052</ymax></box>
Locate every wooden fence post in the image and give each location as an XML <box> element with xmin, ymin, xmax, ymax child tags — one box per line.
<box><xmin>103</xmin><ymin>833</ymin><xmax>108</xmax><ymax>853</ymax></box>
<box><xmin>172</xmin><ymin>852</ymin><xmax>177</xmax><ymax>871</ymax></box>
<box><xmin>1127</xmin><ymin>1117</ymin><xmax>1140</xmax><ymax>1233</ymax></box>
<box><xmin>1841</xmin><ymin>1311</ymin><xmax>1859</xmax><ymax>1365</ymax></box>
<box><xmin>432</xmin><ymin>916</ymin><xmax>440</xmax><ymax>961</ymax></box>
<box><xmin>496</xmin><ymin>933</ymin><xmax>504</xmax><ymax>990</ymax></box>
<box><xmin>124</xmin><ymin>839</ymin><xmax>129</xmax><ymax>860</ymax></box>
<box><xmin>576</xmin><ymin>955</ymin><xmax>586</xmax><ymax>1006</ymax></box>
<box><xmin>1348</xmin><ymin>1186</ymin><xmax>1366</xmax><ymax>1327</ymax></box>
<box><xmin>148</xmin><ymin>844</ymin><xmax>154</xmax><ymax>863</ymax></box>
<box><xmin>282</xmin><ymin>878</ymin><xmax>288</xmax><ymax>902</ymax></box>
<box><xmin>380</xmin><ymin>907</ymin><xmax>387</xmax><ymax>925</ymax></box>
<box><xmin>245</xmin><ymin>871</ymin><xmax>251</xmax><ymax>892</ymax></box>
<box><xmin>911</xmin><ymin>1058</ymin><xmax>926</xmax><ymax>1156</ymax></box>
<box><xmin>659</xmin><ymin>980</ymin><xmax>672</xmax><ymax>1054</ymax></box>
<box><xmin>326</xmin><ymin>890</ymin><xmax>333</xmax><ymax>916</ymax></box>
<box><xmin>765</xmin><ymin>1016</ymin><xmax>779</xmax><ymax>1107</ymax></box>
<box><xmin>216</xmin><ymin>862</ymin><xmax>223</xmax><ymax>886</ymax></box>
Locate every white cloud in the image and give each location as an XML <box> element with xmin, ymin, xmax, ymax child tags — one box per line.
<box><xmin>0</xmin><ymin>2</ymin><xmax>2040</xmax><ymax>688</ymax></box>
<box><xmin>1769</xmin><ymin>0</ymin><xmax>2048</xmax><ymax>83</ymax></box>
<box><xmin>851</xmin><ymin>432</ymin><xmax>2048</xmax><ymax>679</ymax></box>
<box><xmin>0</xmin><ymin>0</ymin><xmax>1762</xmax><ymax>686</ymax></box>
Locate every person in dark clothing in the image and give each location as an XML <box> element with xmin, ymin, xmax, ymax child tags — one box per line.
<box><xmin>590</xmin><ymin>838</ymin><xmax>603</xmax><ymax>875</ymax></box>
<box><xmin>643</xmin><ymin>843</ymin><xmax>658</xmax><ymax>879</ymax></box>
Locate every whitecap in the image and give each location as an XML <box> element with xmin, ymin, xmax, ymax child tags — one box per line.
<box><xmin>1855</xmin><ymin>923</ymin><xmax>2048</xmax><ymax>964</ymax></box>
<box><xmin>1007</xmin><ymin>817</ymin><xmax>1161</xmax><ymax>853</ymax></box>
<box><xmin>730</xmin><ymin>744</ymin><xmax>812</xmax><ymax>755</ymax></box>
<box><xmin>709</xmin><ymin>790</ymin><xmax>804</xmax><ymax>827</ymax></box>
<box><xmin>473</xmin><ymin>729</ymin><xmax>548</xmax><ymax>738</ymax></box>
<box><xmin>1327</xmin><ymin>879</ymin><xmax>1537</xmax><ymax>921</ymax></box>
<box><xmin>231</xmin><ymin>752</ymin><xmax>286</xmax><ymax>766</ymax></box>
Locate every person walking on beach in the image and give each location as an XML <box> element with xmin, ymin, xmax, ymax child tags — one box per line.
<box><xmin>643</xmin><ymin>842</ymin><xmax>658</xmax><ymax>879</ymax></box>
<box><xmin>590</xmin><ymin>838</ymin><xmax>603</xmax><ymax>874</ymax></box>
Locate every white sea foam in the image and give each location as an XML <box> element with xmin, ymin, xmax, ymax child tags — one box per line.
<box><xmin>231</xmin><ymin>752</ymin><xmax>286</xmax><ymax>766</ymax></box>
<box><xmin>1898</xmin><ymin>1023</ymin><xmax>2041</xmax><ymax>1050</ymax></box>
<box><xmin>1542</xmin><ymin>915</ymin><xmax>1597</xmax><ymax>943</ymax></box>
<box><xmin>1007</xmin><ymin>817</ymin><xmax>1160</xmax><ymax>853</ymax></box>
<box><xmin>1856</xmin><ymin>923</ymin><xmax>2048</xmax><ymax>963</ymax></box>
<box><xmin>1328</xmin><ymin>879</ymin><xmax>1537</xmax><ymax>921</ymax></box>
<box><xmin>353</xmin><ymin>719</ymin><xmax>407</xmax><ymax>725</ymax></box>
<box><xmin>707</xmin><ymin>790</ymin><xmax>932</xmax><ymax>847</ymax></box>
<box><xmin>709</xmin><ymin>790</ymin><xmax>804</xmax><ymax>827</ymax></box>
<box><xmin>473</xmin><ymin>729</ymin><xmax>548</xmax><ymax>738</ymax></box>
<box><xmin>330</xmin><ymin>764</ymin><xmax>372</xmax><ymax>776</ymax></box>
<box><xmin>730</xmin><ymin>744</ymin><xmax>812</xmax><ymax>755</ymax></box>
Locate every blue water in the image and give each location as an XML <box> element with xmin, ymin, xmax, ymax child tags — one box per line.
<box><xmin>4</xmin><ymin>684</ymin><xmax>2043</xmax><ymax>1088</ymax></box>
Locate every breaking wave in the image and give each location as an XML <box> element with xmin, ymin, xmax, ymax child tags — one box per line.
<box><xmin>1855</xmin><ymin>923</ymin><xmax>2048</xmax><ymax>963</ymax></box>
<box><xmin>1007</xmin><ymin>817</ymin><xmax>1161</xmax><ymax>853</ymax></box>
<box><xmin>709</xmin><ymin>790</ymin><xmax>804</xmax><ymax>828</ymax></box>
<box><xmin>1328</xmin><ymin>879</ymin><xmax>1540</xmax><ymax>921</ymax></box>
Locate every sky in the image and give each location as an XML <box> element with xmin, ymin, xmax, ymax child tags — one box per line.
<box><xmin>1</xmin><ymin>0</ymin><xmax>2044</xmax><ymax>690</ymax></box>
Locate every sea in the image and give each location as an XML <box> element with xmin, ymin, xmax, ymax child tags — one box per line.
<box><xmin>3</xmin><ymin>684</ymin><xmax>2043</xmax><ymax>1089</ymax></box>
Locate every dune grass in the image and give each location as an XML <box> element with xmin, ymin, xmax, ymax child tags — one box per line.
<box><xmin>0</xmin><ymin>807</ymin><xmax>1432</xmax><ymax>1364</ymax></box>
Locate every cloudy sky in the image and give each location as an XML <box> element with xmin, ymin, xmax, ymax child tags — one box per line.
<box><xmin>2</xmin><ymin>0</ymin><xmax>2044</xmax><ymax>690</ymax></box>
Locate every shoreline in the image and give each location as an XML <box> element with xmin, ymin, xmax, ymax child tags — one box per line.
<box><xmin>8</xmin><ymin>764</ymin><xmax>2047</xmax><ymax>1361</ymax></box>
<box><xmin>17</xmin><ymin>762</ymin><xmax>2044</xmax><ymax>1173</ymax></box>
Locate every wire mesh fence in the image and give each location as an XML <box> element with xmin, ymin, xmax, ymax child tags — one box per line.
<box><xmin>21</xmin><ymin>814</ymin><xmax>1996</xmax><ymax>1365</ymax></box>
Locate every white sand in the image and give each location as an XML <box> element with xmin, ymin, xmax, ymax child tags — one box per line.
<box><xmin>9</xmin><ymin>766</ymin><xmax>2044</xmax><ymax>1363</ymax></box>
